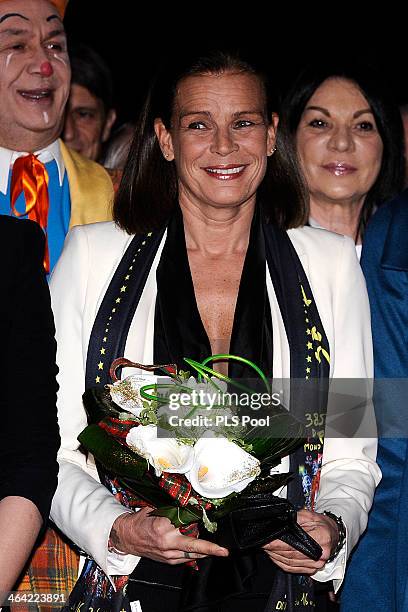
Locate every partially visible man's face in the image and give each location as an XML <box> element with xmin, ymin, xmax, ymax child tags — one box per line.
<box><xmin>63</xmin><ymin>83</ymin><xmax>116</xmax><ymax>161</ymax></box>
<box><xmin>0</xmin><ymin>0</ymin><xmax>70</xmax><ymax>151</ymax></box>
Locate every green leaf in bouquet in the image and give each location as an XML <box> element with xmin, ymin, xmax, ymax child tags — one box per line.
<box><xmin>225</xmin><ymin>436</ymin><xmax>253</xmax><ymax>454</ymax></box>
<box><xmin>181</xmin><ymin>355</ymin><xmax>306</xmax><ymax>473</ymax></box>
<box><xmin>201</xmin><ymin>490</ymin><xmax>239</xmax><ymax>521</ymax></box>
<box><xmin>184</xmin><ymin>355</ymin><xmax>270</xmax><ymax>395</ymax></box>
<box><xmin>150</xmin><ymin>505</ymin><xmax>203</xmax><ymax>528</ymax></box>
<box><xmin>242</xmin><ymin>408</ymin><xmax>306</xmax><ymax>472</ymax></box>
<box><xmin>200</xmin><ymin>506</ymin><xmax>218</xmax><ymax>532</ymax></box>
<box><xmin>178</xmin><ymin>370</ymin><xmax>191</xmax><ymax>381</ymax></box>
<box><xmin>82</xmin><ymin>387</ymin><xmax>123</xmax><ymax>424</ymax></box>
<box><xmin>120</xmin><ymin>476</ymin><xmax>176</xmax><ymax>508</ymax></box>
<box><xmin>78</xmin><ymin>424</ymin><xmax>147</xmax><ymax>480</ymax></box>
<box><xmin>138</xmin><ymin>405</ymin><xmax>158</xmax><ymax>426</ymax></box>
<box><xmin>258</xmin><ymin>438</ymin><xmax>305</xmax><ymax>475</ymax></box>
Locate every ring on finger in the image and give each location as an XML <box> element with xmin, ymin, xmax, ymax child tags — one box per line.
<box><xmin>184</xmin><ymin>551</ymin><xmax>192</xmax><ymax>559</ymax></box>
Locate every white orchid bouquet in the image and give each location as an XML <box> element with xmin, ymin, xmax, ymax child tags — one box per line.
<box><xmin>79</xmin><ymin>355</ymin><xmax>305</xmax><ymax>537</ymax></box>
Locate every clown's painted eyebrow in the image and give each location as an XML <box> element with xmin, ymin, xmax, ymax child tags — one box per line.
<box><xmin>0</xmin><ymin>12</ymin><xmax>62</xmax><ymax>25</ymax></box>
<box><xmin>0</xmin><ymin>12</ymin><xmax>29</xmax><ymax>24</ymax></box>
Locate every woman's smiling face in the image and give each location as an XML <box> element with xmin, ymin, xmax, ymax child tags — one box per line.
<box><xmin>296</xmin><ymin>77</ymin><xmax>384</xmax><ymax>207</ymax></box>
<box><xmin>154</xmin><ymin>70</ymin><xmax>278</xmax><ymax>213</ymax></box>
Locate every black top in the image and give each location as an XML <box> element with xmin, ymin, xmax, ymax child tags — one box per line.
<box><xmin>0</xmin><ymin>216</ymin><xmax>59</xmax><ymax>524</ymax></box>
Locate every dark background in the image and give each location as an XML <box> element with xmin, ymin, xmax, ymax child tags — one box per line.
<box><xmin>63</xmin><ymin>3</ymin><xmax>408</xmax><ymax>128</ymax></box>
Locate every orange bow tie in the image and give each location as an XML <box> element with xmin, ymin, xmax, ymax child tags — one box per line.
<box><xmin>10</xmin><ymin>154</ymin><xmax>50</xmax><ymax>273</ymax></box>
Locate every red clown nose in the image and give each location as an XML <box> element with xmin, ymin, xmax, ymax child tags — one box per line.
<box><xmin>40</xmin><ymin>61</ymin><xmax>53</xmax><ymax>77</ymax></box>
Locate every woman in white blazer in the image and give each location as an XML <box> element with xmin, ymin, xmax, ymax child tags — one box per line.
<box><xmin>49</xmin><ymin>50</ymin><xmax>380</xmax><ymax>612</ymax></box>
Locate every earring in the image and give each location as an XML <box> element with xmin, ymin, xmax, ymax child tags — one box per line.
<box><xmin>270</xmin><ymin>145</ymin><xmax>277</xmax><ymax>154</ymax></box>
<box><xmin>164</xmin><ymin>152</ymin><xmax>169</xmax><ymax>158</ymax></box>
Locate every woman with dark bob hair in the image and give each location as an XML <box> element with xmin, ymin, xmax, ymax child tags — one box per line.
<box><xmin>49</xmin><ymin>49</ymin><xmax>379</xmax><ymax>611</ymax></box>
<box><xmin>278</xmin><ymin>59</ymin><xmax>405</xmax><ymax>250</ymax></box>
<box><xmin>114</xmin><ymin>53</ymin><xmax>307</xmax><ymax>233</ymax></box>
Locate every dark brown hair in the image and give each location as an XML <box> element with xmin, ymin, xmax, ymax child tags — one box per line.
<box><xmin>114</xmin><ymin>49</ymin><xmax>308</xmax><ymax>234</ymax></box>
<box><xmin>279</xmin><ymin>58</ymin><xmax>405</xmax><ymax>240</ymax></box>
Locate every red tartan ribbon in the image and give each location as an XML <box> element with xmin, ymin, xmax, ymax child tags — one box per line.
<box><xmin>100</xmin><ymin>418</ymin><xmax>209</xmax><ymax>510</ymax></box>
<box><xmin>99</xmin><ymin>416</ymin><xmax>136</xmax><ymax>440</ymax></box>
<box><xmin>158</xmin><ymin>472</ymin><xmax>192</xmax><ymax>507</ymax></box>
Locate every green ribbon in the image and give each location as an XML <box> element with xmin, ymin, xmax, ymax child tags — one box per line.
<box><xmin>139</xmin><ymin>354</ymin><xmax>270</xmax><ymax>406</ymax></box>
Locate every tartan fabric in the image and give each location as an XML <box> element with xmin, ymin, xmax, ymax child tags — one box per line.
<box><xmin>158</xmin><ymin>471</ymin><xmax>192</xmax><ymax>507</ymax></box>
<box><xmin>99</xmin><ymin>415</ymin><xmax>211</xmax><ymax>512</ymax></box>
<box><xmin>108</xmin><ymin>476</ymin><xmax>151</xmax><ymax>509</ymax></box>
<box><xmin>12</xmin><ymin>525</ymin><xmax>79</xmax><ymax>612</ymax></box>
<box><xmin>99</xmin><ymin>416</ymin><xmax>136</xmax><ymax>440</ymax></box>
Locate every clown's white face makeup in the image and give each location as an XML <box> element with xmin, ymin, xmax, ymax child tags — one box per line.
<box><xmin>0</xmin><ymin>0</ymin><xmax>70</xmax><ymax>151</ymax></box>
<box><xmin>52</xmin><ymin>51</ymin><xmax>67</xmax><ymax>66</ymax></box>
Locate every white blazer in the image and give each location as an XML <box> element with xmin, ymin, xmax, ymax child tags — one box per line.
<box><xmin>49</xmin><ymin>221</ymin><xmax>380</xmax><ymax>592</ymax></box>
